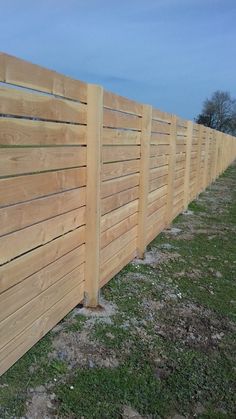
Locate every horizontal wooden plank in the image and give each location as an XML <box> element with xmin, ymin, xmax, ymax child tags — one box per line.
<box><xmin>176</xmin><ymin>154</ymin><xmax>186</xmax><ymax>162</ymax></box>
<box><xmin>0</xmin><ymin>86</ymin><xmax>86</xmax><ymax>124</ymax></box>
<box><xmin>173</xmin><ymin>197</ymin><xmax>184</xmax><ymax>212</ymax></box>
<box><xmin>101</xmin><ymin>225</ymin><xmax>137</xmax><ymax>265</ymax></box>
<box><xmin>150</xmin><ymin>155</ymin><xmax>169</xmax><ymax>169</ymax></box>
<box><xmin>174</xmin><ymin>178</ymin><xmax>184</xmax><ymax>190</ymax></box>
<box><xmin>148</xmin><ymin>194</ymin><xmax>167</xmax><ymax>216</ymax></box>
<box><xmin>0</xmin><ymin>226</ymin><xmax>85</xmax><ymax>294</ymax></box>
<box><xmin>0</xmin><ymin>167</ymin><xmax>86</xmax><ymax>207</ymax></box>
<box><xmin>101</xmin><ymin>173</ymin><xmax>139</xmax><ymax>198</ymax></box>
<box><xmin>150</xmin><ymin>144</ymin><xmax>170</xmax><ymax>157</ymax></box>
<box><xmin>177</xmin><ymin>127</ymin><xmax>187</xmax><ymax>135</ymax></box>
<box><xmin>0</xmin><ymin>206</ymin><xmax>85</xmax><ymax>264</ymax></box>
<box><xmin>101</xmin><ymin>199</ymin><xmax>138</xmax><ymax>233</ymax></box>
<box><xmin>175</xmin><ymin>168</ymin><xmax>185</xmax><ymax>180</ymax></box>
<box><xmin>0</xmin><ymin>264</ymin><xmax>84</xmax><ymax>351</ymax></box>
<box><xmin>103</xmin><ymin>127</ymin><xmax>141</xmax><ymax>145</ymax></box>
<box><xmin>148</xmin><ymin>203</ymin><xmax>166</xmax><ymax>227</ymax></box>
<box><xmin>149</xmin><ymin>174</ymin><xmax>168</xmax><ymax>193</ymax></box>
<box><xmin>0</xmin><ymin>146</ymin><xmax>86</xmax><ymax>176</ymax></box>
<box><xmin>101</xmin><ymin>213</ymin><xmax>138</xmax><ymax>249</ymax></box>
<box><xmin>0</xmin><ymin>187</ymin><xmax>86</xmax><ymax>236</ymax></box>
<box><xmin>103</xmin><ymin>90</ymin><xmax>142</xmax><ymax>116</ymax></box>
<box><xmin>146</xmin><ymin>217</ymin><xmax>165</xmax><ymax>245</ymax></box>
<box><xmin>149</xmin><ymin>165</ymin><xmax>168</xmax><ymax>181</ymax></box>
<box><xmin>103</xmin><ymin>108</ymin><xmax>141</xmax><ymax>130</ymax></box>
<box><xmin>150</xmin><ymin>133</ymin><xmax>170</xmax><ymax>145</ymax></box>
<box><xmin>100</xmin><ymin>238</ymin><xmax>137</xmax><ymax>287</ymax></box>
<box><xmin>102</xmin><ymin>160</ymin><xmax>140</xmax><ymax>181</ymax></box>
<box><xmin>177</xmin><ymin>118</ymin><xmax>188</xmax><ymax>129</ymax></box>
<box><xmin>174</xmin><ymin>188</ymin><xmax>184</xmax><ymax>202</ymax></box>
<box><xmin>175</xmin><ymin>160</ymin><xmax>186</xmax><ymax>171</ymax></box>
<box><xmin>103</xmin><ymin>145</ymin><xmax>140</xmax><ymax>163</ymax></box>
<box><xmin>0</xmin><ymin>52</ymin><xmax>87</xmax><ymax>102</ymax></box>
<box><xmin>176</xmin><ymin>145</ymin><xmax>186</xmax><ymax>153</ymax></box>
<box><xmin>0</xmin><ymin>245</ymin><xmax>85</xmax><ymax>323</ymax></box>
<box><xmin>152</xmin><ymin>120</ymin><xmax>171</xmax><ymax>134</ymax></box>
<box><xmin>102</xmin><ymin>186</ymin><xmax>139</xmax><ymax>215</ymax></box>
<box><xmin>152</xmin><ymin>108</ymin><xmax>171</xmax><ymax>124</ymax></box>
<box><xmin>148</xmin><ymin>184</ymin><xmax>168</xmax><ymax>205</ymax></box>
<box><xmin>0</xmin><ymin>117</ymin><xmax>87</xmax><ymax>146</ymax></box>
<box><xmin>0</xmin><ymin>281</ymin><xmax>84</xmax><ymax>376</ymax></box>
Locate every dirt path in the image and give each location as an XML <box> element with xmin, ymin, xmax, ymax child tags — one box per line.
<box><xmin>1</xmin><ymin>162</ymin><xmax>236</xmax><ymax>419</ymax></box>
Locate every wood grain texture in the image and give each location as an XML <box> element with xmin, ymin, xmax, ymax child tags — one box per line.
<box><xmin>100</xmin><ymin>238</ymin><xmax>137</xmax><ymax>287</ymax></box>
<box><xmin>101</xmin><ymin>173</ymin><xmax>139</xmax><ymax>198</ymax></box>
<box><xmin>103</xmin><ymin>108</ymin><xmax>141</xmax><ymax>130</ymax></box>
<box><xmin>103</xmin><ymin>90</ymin><xmax>142</xmax><ymax>116</ymax></box>
<box><xmin>84</xmin><ymin>84</ymin><xmax>103</xmax><ymax>307</ymax></box>
<box><xmin>0</xmin><ymin>147</ymin><xmax>86</xmax><ymax>176</ymax></box>
<box><xmin>0</xmin><ymin>52</ymin><xmax>87</xmax><ymax>102</ymax></box>
<box><xmin>0</xmin><ymin>281</ymin><xmax>84</xmax><ymax>376</ymax></box>
<box><xmin>137</xmin><ymin>104</ymin><xmax>152</xmax><ymax>257</ymax></box>
<box><xmin>0</xmin><ymin>264</ymin><xmax>85</xmax><ymax>351</ymax></box>
<box><xmin>0</xmin><ymin>206</ymin><xmax>85</xmax><ymax>264</ymax></box>
<box><xmin>0</xmin><ymin>226</ymin><xmax>85</xmax><ymax>294</ymax></box>
<box><xmin>102</xmin><ymin>160</ymin><xmax>140</xmax><ymax>181</ymax></box>
<box><xmin>0</xmin><ymin>187</ymin><xmax>86</xmax><ymax>236</ymax></box>
<box><xmin>183</xmin><ymin>121</ymin><xmax>193</xmax><ymax>209</ymax></box>
<box><xmin>103</xmin><ymin>145</ymin><xmax>140</xmax><ymax>163</ymax></box>
<box><xmin>0</xmin><ymin>167</ymin><xmax>86</xmax><ymax>207</ymax></box>
<box><xmin>101</xmin><ymin>200</ymin><xmax>138</xmax><ymax>233</ymax></box>
<box><xmin>103</xmin><ymin>127</ymin><xmax>141</xmax><ymax>145</ymax></box>
<box><xmin>101</xmin><ymin>213</ymin><xmax>138</xmax><ymax>248</ymax></box>
<box><xmin>0</xmin><ymin>86</ymin><xmax>86</xmax><ymax>123</ymax></box>
<box><xmin>166</xmin><ymin>115</ymin><xmax>177</xmax><ymax>225</ymax></box>
<box><xmin>0</xmin><ymin>245</ymin><xmax>85</xmax><ymax>323</ymax></box>
<box><xmin>102</xmin><ymin>186</ymin><xmax>139</xmax><ymax>215</ymax></box>
<box><xmin>0</xmin><ymin>117</ymin><xmax>87</xmax><ymax>146</ymax></box>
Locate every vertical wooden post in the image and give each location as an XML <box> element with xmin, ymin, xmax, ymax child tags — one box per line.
<box><xmin>84</xmin><ymin>84</ymin><xmax>103</xmax><ymax>307</ymax></box>
<box><xmin>214</xmin><ymin>131</ymin><xmax>220</xmax><ymax>179</ymax></box>
<box><xmin>195</xmin><ymin>124</ymin><xmax>203</xmax><ymax>197</ymax></box>
<box><xmin>137</xmin><ymin>104</ymin><xmax>152</xmax><ymax>258</ymax></box>
<box><xmin>166</xmin><ymin>114</ymin><xmax>177</xmax><ymax>226</ymax></box>
<box><xmin>183</xmin><ymin>120</ymin><xmax>193</xmax><ymax>210</ymax></box>
<box><xmin>203</xmin><ymin>128</ymin><xmax>210</xmax><ymax>189</ymax></box>
<box><xmin>210</xmin><ymin>130</ymin><xmax>216</xmax><ymax>182</ymax></box>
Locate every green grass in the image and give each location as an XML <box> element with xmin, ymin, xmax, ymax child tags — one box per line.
<box><xmin>1</xmin><ymin>163</ymin><xmax>236</xmax><ymax>418</ymax></box>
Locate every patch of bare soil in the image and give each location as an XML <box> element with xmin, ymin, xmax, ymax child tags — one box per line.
<box><xmin>133</xmin><ymin>249</ymin><xmax>181</xmax><ymax>267</ymax></box>
<box><xmin>49</xmin><ymin>329</ymin><xmax>119</xmax><ymax>369</ymax></box>
<box><xmin>155</xmin><ymin>302</ymin><xmax>234</xmax><ymax>351</ymax></box>
<box><xmin>25</xmin><ymin>299</ymin><xmax>118</xmax><ymax>418</ymax></box>
<box><xmin>24</xmin><ymin>385</ymin><xmax>57</xmax><ymax>419</ymax></box>
<box><xmin>49</xmin><ymin>298</ymin><xmax>119</xmax><ymax>369</ymax></box>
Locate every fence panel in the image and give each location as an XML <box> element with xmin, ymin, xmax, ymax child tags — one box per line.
<box><xmin>0</xmin><ymin>52</ymin><xmax>236</xmax><ymax>376</ymax></box>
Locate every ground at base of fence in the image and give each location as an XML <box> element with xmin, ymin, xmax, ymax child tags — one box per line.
<box><xmin>1</xmin><ymin>162</ymin><xmax>236</xmax><ymax>419</ymax></box>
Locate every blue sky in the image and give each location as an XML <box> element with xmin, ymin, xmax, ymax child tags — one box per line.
<box><xmin>0</xmin><ymin>0</ymin><xmax>235</xmax><ymax>119</ymax></box>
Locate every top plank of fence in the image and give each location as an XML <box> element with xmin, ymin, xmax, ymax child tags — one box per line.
<box><xmin>0</xmin><ymin>52</ymin><xmax>87</xmax><ymax>103</ymax></box>
<box><xmin>103</xmin><ymin>90</ymin><xmax>143</xmax><ymax>116</ymax></box>
<box><xmin>152</xmin><ymin>107</ymin><xmax>171</xmax><ymax>124</ymax></box>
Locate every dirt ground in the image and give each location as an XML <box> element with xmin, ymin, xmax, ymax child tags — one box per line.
<box><xmin>0</xmin><ymin>162</ymin><xmax>236</xmax><ymax>419</ymax></box>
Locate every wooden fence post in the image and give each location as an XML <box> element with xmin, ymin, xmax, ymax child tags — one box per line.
<box><xmin>214</xmin><ymin>131</ymin><xmax>220</xmax><ymax>180</ymax></box>
<box><xmin>137</xmin><ymin>104</ymin><xmax>152</xmax><ymax>258</ymax></box>
<box><xmin>183</xmin><ymin>120</ymin><xmax>193</xmax><ymax>210</ymax></box>
<box><xmin>166</xmin><ymin>114</ymin><xmax>177</xmax><ymax>226</ymax></box>
<box><xmin>203</xmin><ymin>128</ymin><xmax>210</xmax><ymax>189</ymax></box>
<box><xmin>195</xmin><ymin>124</ymin><xmax>203</xmax><ymax>197</ymax></box>
<box><xmin>84</xmin><ymin>84</ymin><xmax>103</xmax><ymax>307</ymax></box>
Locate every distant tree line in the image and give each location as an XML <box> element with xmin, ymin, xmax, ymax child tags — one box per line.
<box><xmin>195</xmin><ymin>90</ymin><xmax>236</xmax><ymax>135</ymax></box>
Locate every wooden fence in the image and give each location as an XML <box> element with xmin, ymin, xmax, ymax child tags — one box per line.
<box><xmin>0</xmin><ymin>52</ymin><xmax>236</xmax><ymax>376</ymax></box>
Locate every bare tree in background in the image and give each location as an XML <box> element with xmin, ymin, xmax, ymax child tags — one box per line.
<box><xmin>196</xmin><ymin>90</ymin><xmax>236</xmax><ymax>135</ymax></box>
